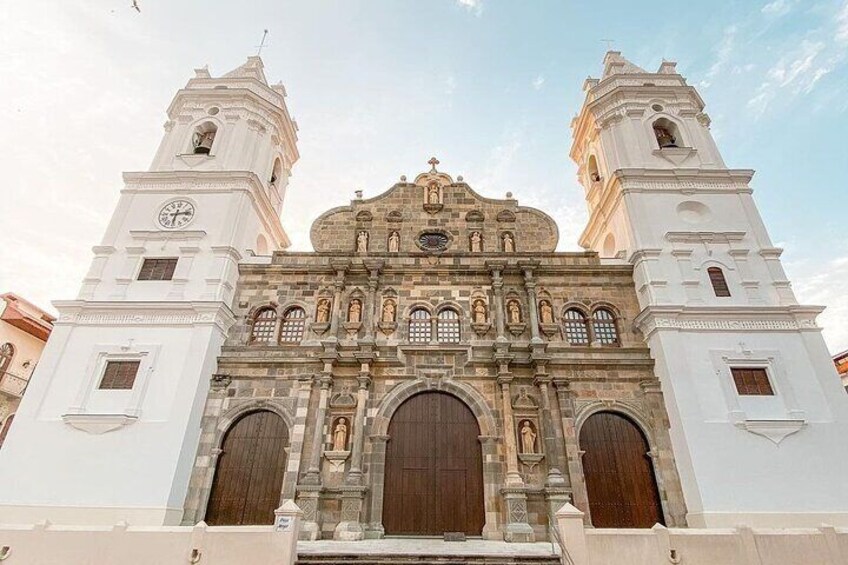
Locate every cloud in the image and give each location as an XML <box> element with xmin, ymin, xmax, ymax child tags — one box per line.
<box><xmin>456</xmin><ymin>0</ymin><xmax>483</xmax><ymax>16</ymax></box>
<box><xmin>837</xmin><ymin>0</ymin><xmax>848</xmax><ymax>44</ymax></box>
<box><xmin>532</xmin><ymin>75</ymin><xmax>545</xmax><ymax>90</ymax></box>
<box><xmin>700</xmin><ymin>25</ymin><xmax>737</xmax><ymax>88</ymax></box>
<box><xmin>747</xmin><ymin>39</ymin><xmax>834</xmax><ymax>115</ymax></box>
<box><xmin>790</xmin><ymin>254</ymin><xmax>848</xmax><ymax>354</ymax></box>
<box><xmin>761</xmin><ymin>0</ymin><xmax>793</xmax><ymax>17</ymax></box>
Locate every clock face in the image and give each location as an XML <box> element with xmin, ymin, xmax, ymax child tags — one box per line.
<box><xmin>158</xmin><ymin>200</ymin><xmax>195</xmax><ymax>229</ymax></box>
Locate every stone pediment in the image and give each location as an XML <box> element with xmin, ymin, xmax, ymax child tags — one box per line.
<box><xmin>309</xmin><ymin>159</ymin><xmax>559</xmax><ymax>253</ymax></box>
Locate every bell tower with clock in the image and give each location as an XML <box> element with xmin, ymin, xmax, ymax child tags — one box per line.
<box><xmin>0</xmin><ymin>56</ymin><xmax>299</xmax><ymax>526</ymax></box>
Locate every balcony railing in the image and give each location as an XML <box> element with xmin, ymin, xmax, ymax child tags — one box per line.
<box><xmin>0</xmin><ymin>370</ymin><xmax>28</xmax><ymax>398</ymax></box>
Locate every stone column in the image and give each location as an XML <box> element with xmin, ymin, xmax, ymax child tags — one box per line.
<box><xmin>346</xmin><ymin>371</ymin><xmax>371</xmax><ymax>484</ymax></box>
<box><xmin>363</xmin><ymin>261</ymin><xmax>382</xmax><ymax>341</ymax></box>
<box><xmin>302</xmin><ymin>372</ymin><xmax>332</xmax><ymax>484</ymax></box>
<box><xmin>365</xmin><ymin>434</ymin><xmax>389</xmax><ymax>539</ymax></box>
<box><xmin>521</xmin><ymin>264</ymin><xmax>543</xmax><ymax>344</ymax></box>
<box><xmin>488</xmin><ymin>262</ymin><xmax>507</xmax><ymax>342</ymax></box>
<box><xmin>553</xmin><ymin>378</ymin><xmax>590</xmax><ymax>524</ymax></box>
<box><xmin>328</xmin><ymin>261</ymin><xmax>349</xmax><ymax>341</ymax></box>
<box><xmin>533</xmin><ymin>370</ymin><xmax>567</xmax><ymax>485</ymax></box>
<box><xmin>499</xmin><ymin>375</ymin><xmax>523</xmax><ymax>486</ymax></box>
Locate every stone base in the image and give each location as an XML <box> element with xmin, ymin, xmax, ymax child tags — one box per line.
<box><xmin>504</xmin><ymin>522</ymin><xmax>535</xmax><ymax>543</ymax></box>
<box><xmin>299</xmin><ymin>520</ymin><xmax>321</xmax><ymax>541</ymax></box>
<box><xmin>333</xmin><ymin>520</ymin><xmax>365</xmax><ymax>541</ymax></box>
<box><xmin>364</xmin><ymin>523</ymin><xmax>385</xmax><ymax>539</ymax></box>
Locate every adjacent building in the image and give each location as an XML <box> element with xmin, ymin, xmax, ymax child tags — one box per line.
<box><xmin>0</xmin><ymin>293</ymin><xmax>55</xmax><ymax>448</ymax></box>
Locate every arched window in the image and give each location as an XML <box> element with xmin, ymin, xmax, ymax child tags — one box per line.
<box><xmin>563</xmin><ymin>309</ymin><xmax>590</xmax><ymax>345</ymax></box>
<box><xmin>250</xmin><ymin>308</ymin><xmax>277</xmax><ymax>344</ymax></box>
<box><xmin>652</xmin><ymin>118</ymin><xmax>680</xmax><ymax>149</ymax></box>
<box><xmin>279</xmin><ymin>307</ymin><xmax>306</xmax><ymax>343</ymax></box>
<box><xmin>409</xmin><ymin>308</ymin><xmax>432</xmax><ymax>344</ymax></box>
<box><xmin>192</xmin><ymin>122</ymin><xmax>218</xmax><ymax>154</ymax></box>
<box><xmin>707</xmin><ymin>267</ymin><xmax>731</xmax><ymax>297</ymax></box>
<box><xmin>437</xmin><ymin>308</ymin><xmax>461</xmax><ymax>343</ymax></box>
<box><xmin>592</xmin><ymin>308</ymin><xmax>619</xmax><ymax>345</ymax></box>
<box><xmin>269</xmin><ymin>158</ymin><xmax>282</xmax><ymax>188</ymax></box>
<box><xmin>587</xmin><ymin>155</ymin><xmax>602</xmax><ymax>184</ymax></box>
<box><xmin>0</xmin><ymin>413</ymin><xmax>14</xmax><ymax>449</ymax></box>
<box><xmin>0</xmin><ymin>343</ymin><xmax>14</xmax><ymax>375</ymax></box>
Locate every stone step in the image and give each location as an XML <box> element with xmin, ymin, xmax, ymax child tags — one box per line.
<box><xmin>296</xmin><ymin>555</ymin><xmax>562</xmax><ymax>565</ymax></box>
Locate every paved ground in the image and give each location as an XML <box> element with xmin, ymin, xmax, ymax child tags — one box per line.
<box><xmin>297</xmin><ymin>539</ymin><xmax>558</xmax><ymax>556</ymax></box>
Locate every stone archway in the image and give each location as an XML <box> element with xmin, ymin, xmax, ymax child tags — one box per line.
<box><xmin>367</xmin><ymin>378</ymin><xmax>500</xmax><ymax>539</ymax></box>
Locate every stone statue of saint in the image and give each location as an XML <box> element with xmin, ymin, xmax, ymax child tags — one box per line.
<box><xmin>349</xmin><ymin>300</ymin><xmax>362</xmax><ymax>323</ymax></box>
<box><xmin>316</xmin><ymin>299</ymin><xmax>330</xmax><ymax>323</ymax></box>
<box><xmin>473</xmin><ymin>300</ymin><xmax>487</xmax><ymax>324</ymax></box>
<box><xmin>470</xmin><ymin>231</ymin><xmax>482</xmax><ymax>253</ymax></box>
<box><xmin>388</xmin><ymin>231</ymin><xmax>400</xmax><ymax>252</ymax></box>
<box><xmin>427</xmin><ymin>183</ymin><xmax>440</xmax><ymax>204</ymax></box>
<box><xmin>520</xmin><ymin>421</ymin><xmax>537</xmax><ymax>454</ymax></box>
<box><xmin>502</xmin><ymin>232</ymin><xmax>515</xmax><ymax>253</ymax></box>
<box><xmin>357</xmin><ymin>231</ymin><xmax>369</xmax><ymax>253</ymax></box>
<box><xmin>508</xmin><ymin>300</ymin><xmax>521</xmax><ymax>324</ymax></box>
<box><xmin>540</xmin><ymin>300</ymin><xmax>553</xmax><ymax>325</ymax></box>
<box><xmin>333</xmin><ymin>418</ymin><xmax>348</xmax><ymax>451</ymax></box>
<box><xmin>382</xmin><ymin>300</ymin><xmax>396</xmax><ymax>323</ymax></box>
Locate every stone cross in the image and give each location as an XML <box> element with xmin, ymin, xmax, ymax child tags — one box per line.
<box><xmin>428</xmin><ymin>157</ymin><xmax>440</xmax><ymax>172</ymax></box>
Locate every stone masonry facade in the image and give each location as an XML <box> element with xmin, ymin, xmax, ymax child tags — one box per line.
<box><xmin>182</xmin><ymin>167</ymin><xmax>687</xmax><ymax>540</ymax></box>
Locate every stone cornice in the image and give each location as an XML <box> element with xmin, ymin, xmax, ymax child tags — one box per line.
<box><xmin>634</xmin><ymin>305</ymin><xmax>825</xmax><ymax>338</ymax></box>
<box><xmin>52</xmin><ymin>300</ymin><xmax>236</xmax><ymax>334</ymax></box>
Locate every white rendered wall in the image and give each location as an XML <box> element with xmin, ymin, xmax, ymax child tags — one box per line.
<box><xmin>573</xmin><ymin>53</ymin><xmax>848</xmax><ymax>527</ymax></box>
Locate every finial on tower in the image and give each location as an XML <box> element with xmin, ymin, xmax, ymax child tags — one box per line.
<box><xmin>256</xmin><ymin>29</ymin><xmax>269</xmax><ymax>56</ymax></box>
<box><xmin>428</xmin><ymin>157</ymin><xmax>440</xmax><ymax>172</ymax></box>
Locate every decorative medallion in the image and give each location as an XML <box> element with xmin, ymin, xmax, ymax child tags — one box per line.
<box><xmin>496</xmin><ymin>210</ymin><xmax>516</xmax><ymax>223</ymax></box>
<box><xmin>417</xmin><ymin>232</ymin><xmax>450</xmax><ymax>252</ymax></box>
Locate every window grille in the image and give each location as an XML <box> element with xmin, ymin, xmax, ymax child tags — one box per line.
<box><xmin>563</xmin><ymin>309</ymin><xmax>590</xmax><ymax>345</ymax></box>
<box><xmin>409</xmin><ymin>309</ymin><xmax>432</xmax><ymax>343</ymax></box>
<box><xmin>592</xmin><ymin>309</ymin><xmax>619</xmax><ymax>345</ymax></box>
<box><xmin>437</xmin><ymin>309</ymin><xmax>461</xmax><ymax>343</ymax></box>
<box><xmin>279</xmin><ymin>307</ymin><xmax>306</xmax><ymax>343</ymax></box>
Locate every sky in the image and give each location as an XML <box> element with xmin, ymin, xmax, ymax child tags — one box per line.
<box><xmin>1</xmin><ymin>0</ymin><xmax>847</xmax><ymax>353</ymax></box>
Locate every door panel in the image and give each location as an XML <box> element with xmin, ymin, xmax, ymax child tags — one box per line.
<box><xmin>205</xmin><ymin>410</ymin><xmax>289</xmax><ymax>525</ymax></box>
<box><xmin>383</xmin><ymin>392</ymin><xmax>484</xmax><ymax>535</ymax></box>
<box><xmin>580</xmin><ymin>411</ymin><xmax>664</xmax><ymax>528</ymax></box>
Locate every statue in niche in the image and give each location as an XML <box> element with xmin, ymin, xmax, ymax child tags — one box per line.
<box><xmin>502</xmin><ymin>232</ymin><xmax>515</xmax><ymax>253</ymax></box>
<box><xmin>473</xmin><ymin>299</ymin><xmax>487</xmax><ymax>324</ymax></box>
<box><xmin>348</xmin><ymin>299</ymin><xmax>362</xmax><ymax>323</ymax></box>
<box><xmin>316</xmin><ymin>299</ymin><xmax>331</xmax><ymax>323</ymax></box>
<box><xmin>470</xmin><ymin>231</ymin><xmax>482</xmax><ymax>253</ymax></box>
<box><xmin>507</xmin><ymin>300</ymin><xmax>521</xmax><ymax>324</ymax></box>
<box><xmin>427</xmin><ymin>183</ymin><xmax>440</xmax><ymax>204</ymax></box>
<box><xmin>540</xmin><ymin>300</ymin><xmax>554</xmax><ymax>324</ymax></box>
<box><xmin>388</xmin><ymin>231</ymin><xmax>400</xmax><ymax>252</ymax></box>
<box><xmin>356</xmin><ymin>231</ymin><xmax>369</xmax><ymax>253</ymax></box>
<box><xmin>520</xmin><ymin>420</ymin><xmax>537</xmax><ymax>454</ymax></box>
<box><xmin>333</xmin><ymin>418</ymin><xmax>348</xmax><ymax>451</ymax></box>
<box><xmin>382</xmin><ymin>299</ymin><xmax>396</xmax><ymax>322</ymax></box>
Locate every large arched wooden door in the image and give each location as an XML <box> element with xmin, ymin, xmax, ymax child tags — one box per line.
<box><xmin>383</xmin><ymin>392</ymin><xmax>484</xmax><ymax>535</ymax></box>
<box><xmin>580</xmin><ymin>411</ymin><xmax>664</xmax><ymax>528</ymax></box>
<box><xmin>205</xmin><ymin>410</ymin><xmax>289</xmax><ymax>525</ymax></box>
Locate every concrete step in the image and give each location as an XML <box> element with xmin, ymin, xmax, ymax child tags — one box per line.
<box><xmin>297</xmin><ymin>555</ymin><xmax>561</xmax><ymax>565</ymax></box>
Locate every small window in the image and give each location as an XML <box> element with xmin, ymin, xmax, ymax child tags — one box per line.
<box><xmin>563</xmin><ymin>309</ymin><xmax>590</xmax><ymax>345</ymax></box>
<box><xmin>409</xmin><ymin>308</ymin><xmax>432</xmax><ymax>343</ymax></box>
<box><xmin>99</xmin><ymin>360</ymin><xmax>140</xmax><ymax>390</ymax></box>
<box><xmin>437</xmin><ymin>308</ymin><xmax>461</xmax><ymax>343</ymax></box>
<box><xmin>708</xmin><ymin>267</ymin><xmax>731</xmax><ymax>297</ymax></box>
<box><xmin>250</xmin><ymin>307</ymin><xmax>277</xmax><ymax>344</ymax></box>
<box><xmin>731</xmin><ymin>368</ymin><xmax>774</xmax><ymax>396</ymax></box>
<box><xmin>138</xmin><ymin>258</ymin><xmax>178</xmax><ymax>281</ymax></box>
<box><xmin>592</xmin><ymin>308</ymin><xmax>619</xmax><ymax>345</ymax></box>
<box><xmin>279</xmin><ymin>307</ymin><xmax>306</xmax><ymax>343</ymax></box>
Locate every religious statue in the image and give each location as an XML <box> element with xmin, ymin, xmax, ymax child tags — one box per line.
<box><xmin>356</xmin><ymin>231</ymin><xmax>369</xmax><ymax>253</ymax></box>
<box><xmin>388</xmin><ymin>231</ymin><xmax>400</xmax><ymax>252</ymax></box>
<box><xmin>332</xmin><ymin>418</ymin><xmax>348</xmax><ymax>451</ymax></box>
<box><xmin>473</xmin><ymin>299</ymin><xmax>487</xmax><ymax>324</ymax></box>
<box><xmin>470</xmin><ymin>231</ymin><xmax>482</xmax><ymax>253</ymax></box>
<box><xmin>540</xmin><ymin>300</ymin><xmax>553</xmax><ymax>325</ymax></box>
<box><xmin>520</xmin><ymin>420</ymin><xmax>537</xmax><ymax>454</ymax></box>
<box><xmin>316</xmin><ymin>299</ymin><xmax>330</xmax><ymax>323</ymax></box>
<box><xmin>502</xmin><ymin>232</ymin><xmax>515</xmax><ymax>253</ymax></box>
<box><xmin>348</xmin><ymin>300</ymin><xmax>362</xmax><ymax>323</ymax></box>
<box><xmin>382</xmin><ymin>299</ymin><xmax>396</xmax><ymax>323</ymax></box>
<box><xmin>507</xmin><ymin>300</ymin><xmax>521</xmax><ymax>324</ymax></box>
<box><xmin>427</xmin><ymin>183</ymin><xmax>440</xmax><ymax>204</ymax></box>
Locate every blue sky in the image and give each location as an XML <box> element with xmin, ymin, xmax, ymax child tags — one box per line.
<box><xmin>1</xmin><ymin>0</ymin><xmax>847</xmax><ymax>352</ymax></box>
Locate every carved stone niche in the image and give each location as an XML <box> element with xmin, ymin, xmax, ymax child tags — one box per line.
<box><xmin>470</xmin><ymin>297</ymin><xmax>491</xmax><ymax>336</ymax></box>
<box><xmin>507</xmin><ymin>322</ymin><xmax>526</xmax><ymax>336</ymax></box>
<box><xmin>311</xmin><ymin>321</ymin><xmax>330</xmax><ymax>336</ymax></box>
<box><xmin>343</xmin><ymin>322</ymin><xmax>362</xmax><ymax>339</ymax></box>
<box><xmin>386</xmin><ymin>210</ymin><xmax>403</xmax><ymax>223</ymax></box>
<box><xmin>324</xmin><ymin>415</ymin><xmax>353</xmax><ymax>472</ymax></box>
<box><xmin>465</xmin><ymin>210</ymin><xmax>485</xmax><ymax>223</ymax></box>
<box><xmin>539</xmin><ymin>324</ymin><xmax>559</xmax><ymax>339</ymax></box>
<box><xmin>423</xmin><ymin>202</ymin><xmax>444</xmax><ymax>214</ymax></box>
<box><xmin>355</xmin><ymin>210</ymin><xmax>373</xmax><ymax>223</ymax></box>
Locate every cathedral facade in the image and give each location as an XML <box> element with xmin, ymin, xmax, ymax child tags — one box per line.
<box><xmin>1</xmin><ymin>52</ymin><xmax>847</xmax><ymax>540</ymax></box>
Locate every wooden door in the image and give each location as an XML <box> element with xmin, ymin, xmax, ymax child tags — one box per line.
<box><xmin>383</xmin><ymin>392</ymin><xmax>484</xmax><ymax>535</ymax></box>
<box><xmin>205</xmin><ymin>410</ymin><xmax>289</xmax><ymax>525</ymax></box>
<box><xmin>580</xmin><ymin>412</ymin><xmax>664</xmax><ymax>528</ymax></box>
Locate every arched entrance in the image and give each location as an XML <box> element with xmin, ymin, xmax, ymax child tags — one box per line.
<box><xmin>205</xmin><ymin>410</ymin><xmax>289</xmax><ymax>525</ymax></box>
<box><xmin>580</xmin><ymin>411</ymin><xmax>664</xmax><ymax>528</ymax></box>
<box><xmin>383</xmin><ymin>392</ymin><xmax>484</xmax><ymax>535</ymax></box>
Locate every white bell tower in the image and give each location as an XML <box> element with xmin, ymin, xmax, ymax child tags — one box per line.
<box><xmin>0</xmin><ymin>56</ymin><xmax>299</xmax><ymax>525</ymax></box>
<box><xmin>572</xmin><ymin>52</ymin><xmax>848</xmax><ymax>528</ymax></box>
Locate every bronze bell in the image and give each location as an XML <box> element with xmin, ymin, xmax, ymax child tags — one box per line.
<box><xmin>655</xmin><ymin>127</ymin><xmax>677</xmax><ymax>148</ymax></box>
<box><xmin>193</xmin><ymin>131</ymin><xmax>215</xmax><ymax>154</ymax></box>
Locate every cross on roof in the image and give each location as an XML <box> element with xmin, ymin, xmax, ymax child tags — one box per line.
<box><xmin>428</xmin><ymin>157</ymin><xmax>440</xmax><ymax>172</ymax></box>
